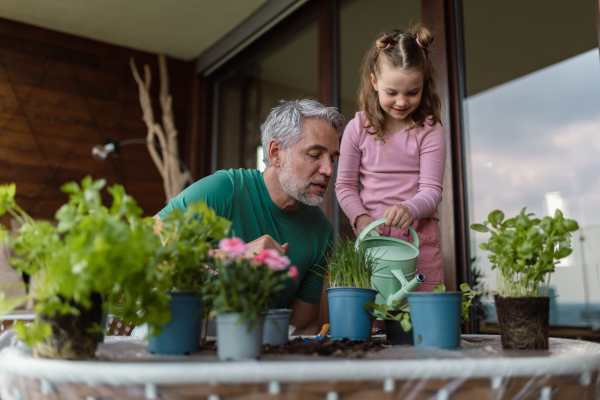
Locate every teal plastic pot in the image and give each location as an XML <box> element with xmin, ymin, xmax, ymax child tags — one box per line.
<box><xmin>262</xmin><ymin>309</ymin><xmax>292</xmax><ymax>345</ymax></box>
<box><xmin>407</xmin><ymin>292</ymin><xmax>462</xmax><ymax>349</ymax></box>
<box><xmin>148</xmin><ymin>292</ymin><xmax>203</xmax><ymax>355</ymax></box>
<box><xmin>327</xmin><ymin>287</ymin><xmax>377</xmax><ymax>341</ymax></box>
<box><xmin>216</xmin><ymin>312</ymin><xmax>266</xmax><ymax>360</ymax></box>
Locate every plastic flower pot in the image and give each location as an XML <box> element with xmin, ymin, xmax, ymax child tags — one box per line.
<box><xmin>327</xmin><ymin>287</ymin><xmax>377</xmax><ymax>341</ymax></box>
<box><xmin>384</xmin><ymin>311</ymin><xmax>414</xmax><ymax>345</ymax></box>
<box><xmin>262</xmin><ymin>309</ymin><xmax>292</xmax><ymax>345</ymax></box>
<box><xmin>148</xmin><ymin>292</ymin><xmax>203</xmax><ymax>355</ymax></box>
<box><xmin>495</xmin><ymin>294</ymin><xmax>550</xmax><ymax>350</ymax></box>
<box><xmin>407</xmin><ymin>292</ymin><xmax>462</xmax><ymax>349</ymax></box>
<box><xmin>216</xmin><ymin>312</ymin><xmax>266</xmax><ymax>360</ymax></box>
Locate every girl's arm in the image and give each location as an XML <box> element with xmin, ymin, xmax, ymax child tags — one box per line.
<box><xmin>335</xmin><ymin>117</ymin><xmax>370</xmax><ymax>233</ymax></box>
<box><xmin>400</xmin><ymin>123</ymin><xmax>446</xmax><ymax>220</ymax></box>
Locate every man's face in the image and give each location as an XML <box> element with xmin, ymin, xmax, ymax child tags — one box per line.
<box><xmin>278</xmin><ymin>119</ymin><xmax>340</xmax><ymax>206</ymax></box>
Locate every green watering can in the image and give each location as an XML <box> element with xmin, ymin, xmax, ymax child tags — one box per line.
<box><xmin>357</xmin><ymin>218</ymin><xmax>425</xmax><ymax>307</ymax></box>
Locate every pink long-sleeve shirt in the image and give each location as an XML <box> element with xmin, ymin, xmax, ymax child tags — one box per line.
<box><xmin>336</xmin><ymin>112</ymin><xmax>446</xmax><ymax>230</ymax></box>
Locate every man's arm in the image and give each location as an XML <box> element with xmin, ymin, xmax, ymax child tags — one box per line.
<box><xmin>288</xmin><ymin>296</ymin><xmax>321</xmax><ymax>335</ymax></box>
<box><xmin>288</xmin><ymin>279</ymin><xmax>329</xmax><ymax>335</ymax></box>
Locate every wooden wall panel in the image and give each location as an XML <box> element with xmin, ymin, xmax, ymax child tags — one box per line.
<box><xmin>0</xmin><ymin>17</ymin><xmax>196</xmax><ymax>223</ymax></box>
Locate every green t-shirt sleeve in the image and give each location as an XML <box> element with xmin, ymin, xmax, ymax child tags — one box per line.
<box><xmin>157</xmin><ymin>171</ymin><xmax>234</xmax><ymax>218</ymax></box>
<box><xmin>294</xmin><ymin>229</ymin><xmax>334</xmax><ymax>304</ymax></box>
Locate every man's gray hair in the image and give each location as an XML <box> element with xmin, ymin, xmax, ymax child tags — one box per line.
<box><xmin>260</xmin><ymin>99</ymin><xmax>345</xmax><ymax>168</ymax></box>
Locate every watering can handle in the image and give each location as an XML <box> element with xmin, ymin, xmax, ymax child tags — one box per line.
<box><xmin>356</xmin><ymin>218</ymin><xmax>419</xmax><ymax>249</ymax></box>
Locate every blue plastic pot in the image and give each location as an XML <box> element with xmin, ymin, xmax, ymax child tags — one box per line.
<box><xmin>327</xmin><ymin>287</ymin><xmax>377</xmax><ymax>341</ymax></box>
<box><xmin>148</xmin><ymin>291</ymin><xmax>203</xmax><ymax>355</ymax></box>
<box><xmin>407</xmin><ymin>292</ymin><xmax>462</xmax><ymax>349</ymax></box>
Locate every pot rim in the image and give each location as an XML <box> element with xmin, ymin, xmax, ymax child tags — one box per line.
<box><xmin>325</xmin><ymin>287</ymin><xmax>378</xmax><ymax>294</ymax></box>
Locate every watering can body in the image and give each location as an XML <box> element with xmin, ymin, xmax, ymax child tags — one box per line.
<box><xmin>357</xmin><ymin>218</ymin><xmax>425</xmax><ymax>307</ymax></box>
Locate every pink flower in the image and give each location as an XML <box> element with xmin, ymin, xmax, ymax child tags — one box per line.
<box><xmin>218</xmin><ymin>237</ymin><xmax>248</xmax><ymax>257</ymax></box>
<box><xmin>252</xmin><ymin>249</ymin><xmax>290</xmax><ymax>271</ymax></box>
<box><xmin>207</xmin><ymin>249</ymin><xmax>216</xmax><ymax>256</ymax></box>
<box><xmin>288</xmin><ymin>266</ymin><xmax>298</xmax><ymax>281</ymax></box>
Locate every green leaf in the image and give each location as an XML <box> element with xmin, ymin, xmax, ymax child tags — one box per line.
<box><xmin>470</xmin><ymin>224</ymin><xmax>489</xmax><ymax>233</ymax></box>
<box><xmin>460</xmin><ymin>283</ymin><xmax>471</xmax><ymax>292</ymax></box>
<box><xmin>489</xmin><ymin>210</ymin><xmax>504</xmax><ymax>228</ymax></box>
<box><xmin>432</xmin><ymin>283</ymin><xmax>446</xmax><ymax>292</ymax></box>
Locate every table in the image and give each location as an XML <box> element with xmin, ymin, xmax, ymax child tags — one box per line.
<box><xmin>1</xmin><ymin>333</ymin><xmax>599</xmax><ymax>400</ymax></box>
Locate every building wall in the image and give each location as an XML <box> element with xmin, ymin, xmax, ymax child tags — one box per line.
<box><xmin>0</xmin><ymin>18</ymin><xmax>195</xmax><ymax>223</ymax></box>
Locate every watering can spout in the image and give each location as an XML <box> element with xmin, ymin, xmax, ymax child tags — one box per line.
<box><xmin>386</xmin><ymin>273</ymin><xmax>425</xmax><ymax>307</ymax></box>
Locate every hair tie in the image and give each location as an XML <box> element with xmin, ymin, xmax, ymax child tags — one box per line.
<box><xmin>416</xmin><ymin>37</ymin><xmax>424</xmax><ymax>49</ymax></box>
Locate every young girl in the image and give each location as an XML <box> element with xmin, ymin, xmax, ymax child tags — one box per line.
<box><xmin>335</xmin><ymin>25</ymin><xmax>446</xmax><ymax>291</ymax></box>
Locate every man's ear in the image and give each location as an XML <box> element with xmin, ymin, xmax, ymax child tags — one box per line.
<box><xmin>268</xmin><ymin>139</ymin><xmax>283</xmax><ymax>167</ymax></box>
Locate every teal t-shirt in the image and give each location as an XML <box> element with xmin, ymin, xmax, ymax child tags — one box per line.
<box><xmin>158</xmin><ymin>169</ymin><xmax>334</xmax><ymax>308</ymax></box>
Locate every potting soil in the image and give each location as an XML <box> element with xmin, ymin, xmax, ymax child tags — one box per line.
<box><xmin>199</xmin><ymin>337</ymin><xmax>392</xmax><ymax>359</ymax></box>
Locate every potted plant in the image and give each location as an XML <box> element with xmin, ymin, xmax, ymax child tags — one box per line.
<box><xmin>148</xmin><ymin>201</ymin><xmax>231</xmax><ymax>355</ymax></box>
<box><xmin>470</xmin><ymin>208</ymin><xmax>578</xmax><ymax>349</ymax></box>
<box><xmin>366</xmin><ymin>300</ymin><xmax>413</xmax><ymax>345</ymax></box>
<box><xmin>316</xmin><ymin>237</ymin><xmax>379</xmax><ymax>342</ymax></box>
<box><xmin>202</xmin><ymin>238</ymin><xmax>297</xmax><ymax>360</ymax></box>
<box><xmin>0</xmin><ymin>177</ymin><xmax>171</xmax><ymax>360</ymax></box>
<box><xmin>368</xmin><ymin>283</ymin><xmax>483</xmax><ymax>348</ymax></box>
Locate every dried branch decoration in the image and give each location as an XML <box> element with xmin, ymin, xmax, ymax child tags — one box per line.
<box><xmin>130</xmin><ymin>54</ymin><xmax>188</xmax><ymax>202</ymax></box>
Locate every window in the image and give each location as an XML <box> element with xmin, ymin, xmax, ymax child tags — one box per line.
<box><xmin>462</xmin><ymin>0</ymin><xmax>600</xmax><ymax>328</ymax></box>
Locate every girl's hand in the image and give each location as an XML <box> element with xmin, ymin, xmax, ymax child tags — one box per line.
<box><xmin>355</xmin><ymin>214</ymin><xmax>383</xmax><ymax>236</ymax></box>
<box><xmin>382</xmin><ymin>204</ymin><xmax>414</xmax><ymax>229</ymax></box>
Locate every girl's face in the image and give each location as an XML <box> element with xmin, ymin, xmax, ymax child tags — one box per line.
<box><xmin>370</xmin><ymin>65</ymin><xmax>424</xmax><ymax>131</ymax></box>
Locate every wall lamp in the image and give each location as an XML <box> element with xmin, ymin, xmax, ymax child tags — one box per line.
<box><xmin>92</xmin><ymin>138</ymin><xmax>194</xmax><ymax>186</ymax></box>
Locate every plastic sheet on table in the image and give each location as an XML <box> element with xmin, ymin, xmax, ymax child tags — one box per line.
<box><xmin>0</xmin><ymin>331</ymin><xmax>599</xmax><ymax>399</ymax></box>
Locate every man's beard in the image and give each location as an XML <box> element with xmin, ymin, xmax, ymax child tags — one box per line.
<box><xmin>278</xmin><ymin>159</ymin><xmax>327</xmax><ymax>206</ymax></box>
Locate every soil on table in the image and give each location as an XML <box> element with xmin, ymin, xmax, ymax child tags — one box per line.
<box><xmin>200</xmin><ymin>337</ymin><xmax>392</xmax><ymax>359</ymax></box>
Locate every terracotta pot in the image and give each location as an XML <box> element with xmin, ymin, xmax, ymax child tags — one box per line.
<box><xmin>494</xmin><ymin>294</ymin><xmax>549</xmax><ymax>350</ymax></box>
<box><xmin>35</xmin><ymin>292</ymin><xmax>104</xmax><ymax>360</ymax></box>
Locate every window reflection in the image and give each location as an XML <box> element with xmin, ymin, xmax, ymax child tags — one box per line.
<box><xmin>463</xmin><ymin>0</ymin><xmax>600</xmax><ymax>328</ymax></box>
<box><xmin>216</xmin><ymin>21</ymin><xmax>318</xmax><ymax>171</ymax></box>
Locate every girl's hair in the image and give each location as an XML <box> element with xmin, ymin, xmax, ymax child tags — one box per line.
<box><xmin>358</xmin><ymin>25</ymin><xmax>442</xmax><ymax>141</ymax></box>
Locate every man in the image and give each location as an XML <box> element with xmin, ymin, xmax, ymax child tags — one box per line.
<box><xmin>154</xmin><ymin>99</ymin><xmax>344</xmax><ymax>334</ymax></box>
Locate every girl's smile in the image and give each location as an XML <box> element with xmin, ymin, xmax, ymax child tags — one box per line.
<box><xmin>370</xmin><ymin>66</ymin><xmax>424</xmax><ymax>132</ymax></box>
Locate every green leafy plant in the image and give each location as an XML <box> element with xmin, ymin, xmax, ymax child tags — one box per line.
<box><xmin>315</xmin><ymin>236</ymin><xmax>379</xmax><ymax>288</ymax></box>
<box><xmin>202</xmin><ymin>238</ymin><xmax>298</xmax><ymax>330</ymax></box>
<box><xmin>0</xmin><ymin>177</ymin><xmax>171</xmax><ymax>347</ymax></box>
<box><xmin>365</xmin><ymin>301</ymin><xmax>412</xmax><ymax>332</ymax></box>
<box><xmin>470</xmin><ymin>208</ymin><xmax>578</xmax><ymax>297</ymax></box>
<box><xmin>154</xmin><ymin>201</ymin><xmax>231</xmax><ymax>292</ymax></box>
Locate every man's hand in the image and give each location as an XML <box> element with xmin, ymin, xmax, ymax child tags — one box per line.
<box><xmin>355</xmin><ymin>214</ymin><xmax>383</xmax><ymax>236</ymax></box>
<box><xmin>243</xmin><ymin>235</ymin><xmax>290</xmax><ymax>258</ymax></box>
<box><xmin>382</xmin><ymin>204</ymin><xmax>414</xmax><ymax>229</ymax></box>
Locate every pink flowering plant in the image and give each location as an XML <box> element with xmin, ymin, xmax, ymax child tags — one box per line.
<box><xmin>202</xmin><ymin>238</ymin><xmax>298</xmax><ymax>329</ymax></box>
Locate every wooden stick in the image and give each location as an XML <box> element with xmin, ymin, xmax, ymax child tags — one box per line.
<box><xmin>130</xmin><ymin>55</ymin><xmax>189</xmax><ymax>202</ymax></box>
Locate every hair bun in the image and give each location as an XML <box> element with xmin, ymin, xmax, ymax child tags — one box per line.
<box><xmin>415</xmin><ymin>27</ymin><xmax>434</xmax><ymax>49</ymax></box>
<box><xmin>376</xmin><ymin>33</ymin><xmax>393</xmax><ymax>49</ymax></box>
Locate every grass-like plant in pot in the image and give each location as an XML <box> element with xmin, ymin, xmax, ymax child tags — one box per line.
<box><xmin>470</xmin><ymin>208</ymin><xmax>579</xmax><ymax>349</ymax></box>
<box><xmin>0</xmin><ymin>177</ymin><xmax>171</xmax><ymax>360</ymax></box>
<box><xmin>148</xmin><ymin>201</ymin><xmax>231</xmax><ymax>355</ymax></box>
<box><xmin>202</xmin><ymin>238</ymin><xmax>298</xmax><ymax>361</ymax></box>
<box><xmin>316</xmin><ymin>236</ymin><xmax>379</xmax><ymax>342</ymax></box>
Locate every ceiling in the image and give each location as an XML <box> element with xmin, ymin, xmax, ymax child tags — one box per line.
<box><xmin>0</xmin><ymin>0</ymin><xmax>270</xmax><ymax>60</ymax></box>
